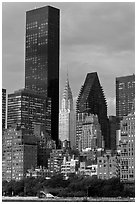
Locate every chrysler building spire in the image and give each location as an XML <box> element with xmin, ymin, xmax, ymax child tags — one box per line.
<box><xmin>61</xmin><ymin>73</ymin><xmax>73</xmax><ymax>111</ymax></box>
<box><xmin>59</xmin><ymin>73</ymin><xmax>75</xmax><ymax>148</ymax></box>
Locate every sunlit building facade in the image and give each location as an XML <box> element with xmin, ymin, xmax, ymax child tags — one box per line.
<box><xmin>118</xmin><ymin>101</ymin><xmax>135</xmax><ymax>182</ymax></box>
<box><xmin>59</xmin><ymin>76</ymin><xmax>75</xmax><ymax>148</ymax></box>
<box><xmin>2</xmin><ymin>127</ymin><xmax>37</xmax><ymax>181</ymax></box>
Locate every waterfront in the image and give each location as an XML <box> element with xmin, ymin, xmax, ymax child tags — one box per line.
<box><xmin>2</xmin><ymin>196</ymin><xmax>135</xmax><ymax>202</ymax></box>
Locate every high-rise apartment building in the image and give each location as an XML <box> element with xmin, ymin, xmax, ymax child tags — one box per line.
<box><xmin>7</xmin><ymin>88</ymin><xmax>51</xmax><ymax>137</ymax></box>
<box><xmin>59</xmin><ymin>76</ymin><xmax>75</xmax><ymax>148</ymax></box>
<box><xmin>116</xmin><ymin>74</ymin><xmax>135</xmax><ymax>119</ymax></box>
<box><xmin>2</xmin><ymin>126</ymin><xmax>37</xmax><ymax>181</ymax></box>
<box><xmin>76</xmin><ymin>72</ymin><xmax>109</xmax><ymax>149</ymax></box>
<box><xmin>25</xmin><ymin>6</ymin><xmax>60</xmax><ymax>145</ymax></box>
<box><xmin>118</xmin><ymin>101</ymin><xmax>135</xmax><ymax>182</ymax></box>
<box><xmin>2</xmin><ymin>88</ymin><xmax>6</xmax><ymax>130</ymax></box>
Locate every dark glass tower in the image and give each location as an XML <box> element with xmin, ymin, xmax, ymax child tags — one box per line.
<box><xmin>116</xmin><ymin>74</ymin><xmax>135</xmax><ymax>118</ymax></box>
<box><xmin>76</xmin><ymin>72</ymin><xmax>109</xmax><ymax>149</ymax></box>
<box><xmin>25</xmin><ymin>6</ymin><xmax>60</xmax><ymax>145</ymax></box>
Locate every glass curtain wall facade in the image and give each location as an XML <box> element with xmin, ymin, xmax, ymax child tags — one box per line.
<box><xmin>116</xmin><ymin>74</ymin><xmax>135</xmax><ymax>118</ymax></box>
<box><xmin>25</xmin><ymin>6</ymin><xmax>60</xmax><ymax>146</ymax></box>
<box><xmin>7</xmin><ymin>88</ymin><xmax>51</xmax><ymax>137</ymax></box>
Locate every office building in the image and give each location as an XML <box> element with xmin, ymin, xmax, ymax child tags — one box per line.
<box><xmin>76</xmin><ymin>72</ymin><xmax>109</xmax><ymax>149</ymax></box>
<box><xmin>2</xmin><ymin>127</ymin><xmax>37</xmax><ymax>181</ymax></box>
<box><xmin>2</xmin><ymin>88</ymin><xmax>6</xmax><ymax>130</ymax></box>
<box><xmin>59</xmin><ymin>76</ymin><xmax>75</xmax><ymax>148</ymax></box>
<box><xmin>118</xmin><ymin>101</ymin><xmax>135</xmax><ymax>182</ymax></box>
<box><xmin>25</xmin><ymin>6</ymin><xmax>60</xmax><ymax>145</ymax></box>
<box><xmin>116</xmin><ymin>74</ymin><xmax>135</xmax><ymax>119</ymax></box>
<box><xmin>79</xmin><ymin>114</ymin><xmax>104</xmax><ymax>152</ymax></box>
<box><xmin>7</xmin><ymin>88</ymin><xmax>51</xmax><ymax>137</ymax></box>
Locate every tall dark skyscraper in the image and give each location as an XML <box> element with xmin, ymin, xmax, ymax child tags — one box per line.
<box><xmin>116</xmin><ymin>74</ymin><xmax>135</xmax><ymax>118</ymax></box>
<box><xmin>2</xmin><ymin>88</ymin><xmax>6</xmax><ymax>130</ymax></box>
<box><xmin>76</xmin><ymin>72</ymin><xmax>109</xmax><ymax>149</ymax></box>
<box><xmin>25</xmin><ymin>6</ymin><xmax>60</xmax><ymax>145</ymax></box>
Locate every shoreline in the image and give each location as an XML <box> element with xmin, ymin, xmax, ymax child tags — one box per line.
<box><xmin>2</xmin><ymin>196</ymin><xmax>135</xmax><ymax>202</ymax></box>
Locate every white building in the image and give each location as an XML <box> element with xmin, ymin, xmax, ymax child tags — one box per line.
<box><xmin>59</xmin><ymin>75</ymin><xmax>75</xmax><ymax>148</ymax></box>
<box><xmin>61</xmin><ymin>155</ymin><xmax>79</xmax><ymax>177</ymax></box>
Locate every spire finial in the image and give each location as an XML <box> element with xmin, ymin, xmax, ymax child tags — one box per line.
<box><xmin>66</xmin><ymin>65</ymin><xmax>69</xmax><ymax>84</ymax></box>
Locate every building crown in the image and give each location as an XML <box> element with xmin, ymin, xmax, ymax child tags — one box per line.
<box><xmin>61</xmin><ymin>73</ymin><xmax>73</xmax><ymax>111</ymax></box>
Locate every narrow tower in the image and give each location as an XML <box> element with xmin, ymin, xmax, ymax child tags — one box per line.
<box><xmin>59</xmin><ymin>75</ymin><xmax>75</xmax><ymax>149</ymax></box>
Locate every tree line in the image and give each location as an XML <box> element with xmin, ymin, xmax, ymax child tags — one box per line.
<box><xmin>2</xmin><ymin>174</ymin><xmax>135</xmax><ymax>198</ymax></box>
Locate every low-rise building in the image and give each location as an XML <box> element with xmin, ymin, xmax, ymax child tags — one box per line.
<box><xmin>61</xmin><ymin>155</ymin><xmax>79</xmax><ymax>177</ymax></box>
<box><xmin>78</xmin><ymin>162</ymin><xmax>97</xmax><ymax>177</ymax></box>
<box><xmin>97</xmin><ymin>150</ymin><xmax>119</xmax><ymax>180</ymax></box>
<box><xmin>48</xmin><ymin>149</ymin><xmax>64</xmax><ymax>176</ymax></box>
<box><xmin>26</xmin><ymin>167</ymin><xmax>51</xmax><ymax>179</ymax></box>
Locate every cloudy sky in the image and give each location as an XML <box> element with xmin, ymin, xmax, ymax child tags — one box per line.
<box><xmin>2</xmin><ymin>2</ymin><xmax>135</xmax><ymax>116</ymax></box>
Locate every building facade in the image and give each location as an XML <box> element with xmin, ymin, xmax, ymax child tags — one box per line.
<box><xmin>61</xmin><ymin>156</ymin><xmax>79</xmax><ymax>177</ymax></box>
<box><xmin>48</xmin><ymin>149</ymin><xmax>64</xmax><ymax>176</ymax></box>
<box><xmin>109</xmin><ymin>116</ymin><xmax>120</xmax><ymax>151</ymax></box>
<box><xmin>25</xmin><ymin>6</ymin><xmax>60</xmax><ymax>146</ymax></box>
<box><xmin>2</xmin><ymin>127</ymin><xmax>37</xmax><ymax>181</ymax></box>
<box><xmin>79</xmin><ymin>114</ymin><xmax>104</xmax><ymax>152</ymax></box>
<box><xmin>33</xmin><ymin>124</ymin><xmax>56</xmax><ymax>168</ymax></box>
<box><xmin>2</xmin><ymin>88</ymin><xmax>6</xmax><ymax>130</ymax></box>
<box><xmin>26</xmin><ymin>167</ymin><xmax>51</xmax><ymax>179</ymax></box>
<box><xmin>97</xmin><ymin>151</ymin><xmax>119</xmax><ymax>180</ymax></box>
<box><xmin>116</xmin><ymin>74</ymin><xmax>135</xmax><ymax>119</ymax></box>
<box><xmin>78</xmin><ymin>162</ymin><xmax>98</xmax><ymax>177</ymax></box>
<box><xmin>7</xmin><ymin>88</ymin><xmax>51</xmax><ymax>137</ymax></box>
<box><xmin>76</xmin><ymin>72</ymin><xmax>109</xmax><ymax>149</ymax></box>
<box><xmin>118</xmin><ymin>104</ymin><xmax>135</xmax><ymax>182</ymax></box>
<box><xmin>59</xmin><ymin>76</ymin><xmax>75</xmax><ymax>148</ymax></box>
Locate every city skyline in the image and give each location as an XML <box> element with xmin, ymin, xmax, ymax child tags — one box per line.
<box><xmin>2</xmin><ymin>2</ymin><xmax>135</xmax><ymax>115</ymax></box>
